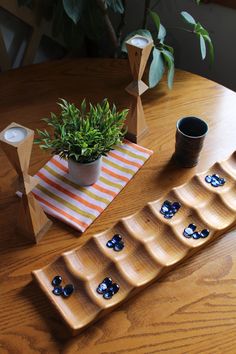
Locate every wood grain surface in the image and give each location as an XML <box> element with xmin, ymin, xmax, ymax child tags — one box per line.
<box><xmin>0</xmin><ymin>58</ymin><xmax>236</xmax><ymax>353</ymax></box>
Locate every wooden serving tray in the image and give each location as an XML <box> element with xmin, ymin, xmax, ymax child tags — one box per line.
<box><xmin>33</xmin><ymin>152</ymin><xmax>236</xmax><ymax>335</ymax></box>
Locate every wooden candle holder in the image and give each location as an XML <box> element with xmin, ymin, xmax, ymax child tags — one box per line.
<box><xmin>125</xmin><ymin>35</ymin><xmax>153</xmax><ymax>143</ymax></box>
<box><xmin>0</xmin><ymin>122</ymin><xmax>52</xmax><ymax>243</ymax></box>
<box><xmin>33</xmin><ymin>151</ymin><xmax>236</xmax><ymax>335</ymax></box>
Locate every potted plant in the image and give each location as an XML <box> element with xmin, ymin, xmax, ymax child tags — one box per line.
<box><xmin>35</xmin><ymin>98</ymin><xmax>128</xmax><ymax>186</ymax></box>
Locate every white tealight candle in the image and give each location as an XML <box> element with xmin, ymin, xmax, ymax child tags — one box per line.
<box><xmin>130</xmin><ymin>36</ymin><xmax>149</xmax><ymax>48</ymax></box>
<box><xmin>4</xmin><ymin>127</ymin><xmax>27</xmax><ymax>143</ymax></box>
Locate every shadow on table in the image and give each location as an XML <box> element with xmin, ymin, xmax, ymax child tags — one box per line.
<box><xmin>0</xmin><ymin>195</ymin><xmax>34</xmax><ymax>250</ymax></box>
<box><xmin>22</xmin><ymin>280</ymin><xmax>102</xmax><ymax>346</ymax></box>
<box><xmin>153</xmin><ymin>154</ymin><xmax>196</xmax><ymax>192</ymax></box>
<box><xmin>0</xmin><ymin>193</ymin><xmax>82</xmax><ymax>253</ymax></box>
<box><xmin>21</xmin><ymin>281</ymin><xmax>72</xmax><ymax>340</ymax></box>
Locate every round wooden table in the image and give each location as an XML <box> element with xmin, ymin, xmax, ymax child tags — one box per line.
<box><xmin>0</xmin><ymin>59</ymin><xmax>236</xmax><ymax>353</ymax></box>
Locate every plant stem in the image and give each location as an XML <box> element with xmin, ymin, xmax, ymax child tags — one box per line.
<box><xmin>96</xmin><ymin>0</ymin><xmax>119</xmax><ymax>52</ymax></box>
<box><xmin>168</xmin><ymin>27</ymin><xmax>194</xmax><ymax>33</ymax></box>
<box><xmin>137</xmin><ymin>0</ymin><xmax>160</xmax><ymax>29</ymax></box>
<box><xmin>143</xmin><ymin>0</ymin><xmax>151</xmax><ymax>28</ymax></box>
<box><xmin>116</xmin><ymin>0</ymin><xmax>127</xmax><ymax>51</ymax></box>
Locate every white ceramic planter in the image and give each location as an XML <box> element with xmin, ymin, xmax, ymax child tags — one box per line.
<box><xmin>68</xmin><ymin>157</ymin><xmax>102</xmax><ymax>186</ymax></box>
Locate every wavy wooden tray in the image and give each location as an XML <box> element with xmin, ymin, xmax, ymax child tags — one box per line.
<box><xmin>33</xmin><ymin>152</ymin><xmax>236</xmax><ymax>335</ymax></box>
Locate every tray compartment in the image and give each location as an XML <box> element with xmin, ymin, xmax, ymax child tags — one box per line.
<box><xmin>144</xmin><ymin>223</ymin><xmax>188</xmax><ymax>266</ymax></box>
<box><xmin>116</xmin><ymin>245</ymin><xmax>162</xmax><ymax>286</ymax></box>
<box><xmin>149</xmin><ymin>190</ymin><xmax>188</xmax><ymax>226</ymax></box>
<box><xmin>121</xmin><ymin>206</ymin><xmax>164</xmax><ymax>243</ymax></box>
<box><xmin>64</xmin><ymin>238</ymin><xmax>113</xmax><ymax>280</ymax></box>
<box><xmin>94</xmin><ymin>221</ymin><xmax>142</xmax><ymax>260</ymax></box>
<box><xmin>85</xmin><ymin>261</ymin><xmax>134</xmax><ymax>309</ymax></box>
<box><xmin>33</xmin><ymin>256</ymin><xmax>102</xmax><ymax>330</ymax></box>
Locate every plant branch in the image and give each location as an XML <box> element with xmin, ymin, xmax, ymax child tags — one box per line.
<box><xmin>137</xmin><ymin>0</ymin><xmax>160</xmax><ymax>30</ymax></box>
<box><xmin>117</xmin><ymin>0</ymin><xmax>127</xmax><ymax>47</ymax></box>
<box><xmin>143</xmin><ymin>0</ymin><xmax>151</xmax><ymax>28</ymax></box>
<box><xmin>96</xmin><ymin>0</ymin><xmax>119</xmax><ymax>51</ymax></box>
<box><xmin>168</xmin><ymin>27</ymin><xmax>194</xmax><ymax>33</ymax></box>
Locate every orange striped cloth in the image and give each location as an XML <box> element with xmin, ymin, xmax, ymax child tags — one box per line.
<box><xmin>33</xmin><ymin>140</ymin><xmax>153</xmax><ymax>233</ymax></box>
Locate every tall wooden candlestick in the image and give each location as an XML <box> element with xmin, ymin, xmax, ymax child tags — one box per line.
<box><xmin>125</xmin><ymin>35</ymin><xmax>153</xmax><ymax>143</ymax></box>
<box><xmin>0</xmin><ymin>122</ymin><xmax>52</xmax><ymax>243</ymax></box>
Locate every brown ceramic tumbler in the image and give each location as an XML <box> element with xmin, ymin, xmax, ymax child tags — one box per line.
<box><xmin>173</xmin><ymin>117</ymin><xmax>208</xmax><ymax>168</ymax></box>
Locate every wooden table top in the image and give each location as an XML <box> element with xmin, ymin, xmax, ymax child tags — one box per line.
<box><xmin>0</xmin><ymin>58</ymin><xmax>236</xmax><ymax>354</ymax></box>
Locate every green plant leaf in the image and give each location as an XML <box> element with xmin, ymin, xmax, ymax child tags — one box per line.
<box><xmin>121</xmin><ymin>29</ymin><xmax>152</xmax><ymax>53</ymax></box>
<box><xmin>148</xmin><ymin>10</ymin><xmax>166</xmax><ymax>42</ymax></box>
<box><xmin>196</xmin><ymin>0</ymin><xmax>201</xmax><ymax>4</ymax></box>
<box><xmin>194</xmin><ymin>22</ymin><xmax>208</xmax><ymax>36</ymax></box>
<box><xmin>203</xmin><ymin>34</ymin><xmax>214</xmax><ymax>64</ymax></box>
<box><xmin>181</xmin><ymin>11</ymin><xmax>196</xmax><ymax>26</ymax></box>
<box><xmin>35</xmin><ymin>98</ymin><xmax>128</xmax><ymax>163</ymax></box>
<box><xmin>105</xmin><ymin>0</ymin><xmax>124</xmax><ymax>13</ymax></box>
<box><xmin>149</xmin><ymin>47</ymin><xmax>165</xmax><ymax>88</ymax></box>
<box><xmin>163</xmin><ymin>44</ymin><xmax>174</xmax><ymax>54</ymax></box>
<box><xmin>200</xmin><ymin>34</ymin><xmax>206</xmax><ymax>60</ymax></box>
<box><xmin>193</xmin><ymin>22</ymin><xmax>214</xmax><ymax>64</ymax></box>
<box><xmin>158</xmin><ymin>24</ymin><xmax>166</xmax><ymax>42</ymax></box>
<box><xmin>149</xmin><ymin>10</ymin><xmax>160</xmax><ymax>34</ymax></box>
<box><xmin>62</xmin><ymin>0</ymin><xmax>83</xmax><ymax>24</ymax></box>
<box><xmin>162</xmin><ymin>49</ymin><xmax>175</xmax><ymax>89</ymax></box>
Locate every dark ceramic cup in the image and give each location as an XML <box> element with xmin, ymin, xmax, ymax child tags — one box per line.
<box><xmin>173</xmin><ymin>117</ymin><xmax>208</xmax><ymax>168</ymax></box>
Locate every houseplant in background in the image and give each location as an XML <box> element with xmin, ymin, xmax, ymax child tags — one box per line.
<box><xmin>18</xmin><ymin>0</ymin><xmax>213</xmax><ymax>89</ymax></box>
<box><xmin>35</xmin><ymin>98</ymin><xmax>128</xmax><ymax>186</ymax></box>
<box><xmin>121</xmin><ymin>3</ymin><xmax>214</xmax><ymax>89</ymax></box>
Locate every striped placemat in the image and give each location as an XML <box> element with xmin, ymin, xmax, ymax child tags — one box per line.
<box><xmin>33</xmin><ymin>140</ymin><xmax>153</xmax><ymax>233</ymax></box>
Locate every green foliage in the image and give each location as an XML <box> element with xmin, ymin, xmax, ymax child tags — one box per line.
<box><xmin>35</xmin><ymin>99</ymin><xmax>128</xmax><ymax>163</ymax></box>
<box><xmin>181</xmin><ymin>11</ymin><xmax>214</xmax><ymax>64</ymax></box>
<box><xmin>105</xmin><ymin>0</ymin><xmax>124</xmax><ymax>13</ymax></box>
<box><xmin>18</xmin><ymin>0</ymin><xmax>213</xmax><ymax>89</ymax></box>
<box><xmin>17</xmin><ymin>0</ymin><xmax>117</xmax><ymax>51</ymax></box>
<box><xmin>63</xmin><ymin>0</ymin><xmax>83</xmax><ymax>24</ymax></box>
<box><xmin>148</xmin><ymin>10</ymin><xmax>174</xmax><ymax>89</ymax></box>
<box><xmin>149</xmin><ymin>47</ymin><xmax>164</xmax><ymax>88</ymax></box>
<box><xmin>181</xmin><ymin>11</ymin><xmax>196</xmax><ymax>25</ymax></box>
<box><xmin>124</xmin><ymin>10</ymin><xmax>174</xmax><ymax>89</ymax></box>
<box><xmin>149</xmin><ymin>11</ymin><xmax>160</xmax><ymax>34</ymax></box>
<box><xmin>162</xmin><ymin>49</ymin><xmax>175</xmax><ymax>89</ymax></box>
<box><xmin>123</xmin><ymin>3</ymin><xmax>213</xmax><ymax>90</ymax></box>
